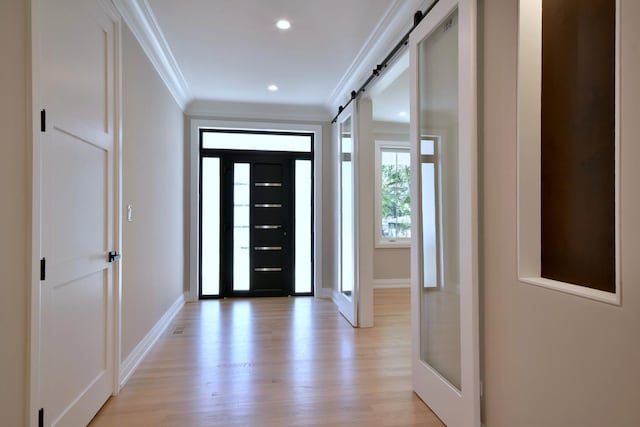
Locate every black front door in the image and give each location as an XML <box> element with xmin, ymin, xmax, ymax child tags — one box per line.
<box><xmin>222</xmin><ymin>155</ymin><xmax>293</xmax><ymax>297</ymax></box>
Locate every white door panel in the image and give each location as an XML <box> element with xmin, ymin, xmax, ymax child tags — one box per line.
<box><xmin>409</xmin><ymin>0</ymin><xmax>480</xmax><ymax>425</ymax></box>
<box><xmin>42</xmin><ymin>1</ymin><xmax>115</xmax><ymax>147</ymax></box>
<box><xmin>38</xmin><ymin>0</ymin><xmax>117</xmax><ymax>425</ymax></box>
<box><xmin>43</xmin><ymin>131</ymin><xmax>108</xmax><ymax>265</ymax></box>
<box><xmin>42</xmin><ymin>272</ymin><xmax>110</xmax><ymax>426</ymax></box>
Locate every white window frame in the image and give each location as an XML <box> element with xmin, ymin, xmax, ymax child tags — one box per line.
<box><xmin>374</xmin><ymin>140</ymin><xmax>412</xmax><ymax>248</ymax></box>
<box><xmin>516</xmin><ymin>0</ymin><xmax>621</xmax><ymax>305</ymax></box>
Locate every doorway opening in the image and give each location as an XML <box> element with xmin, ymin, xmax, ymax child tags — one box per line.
<box><xmin>199</xmin><ymin>129</ymin><xmax>314</xmax><ymax>298</ymax></box>
<box><xmin>366</xmin><ymin>51</ymin><xmax>412</xmax><ymax>317</ymax></box>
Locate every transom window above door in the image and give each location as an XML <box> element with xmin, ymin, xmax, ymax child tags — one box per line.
<box><xmin>202</xmin><ymin>129</ymin><xmax>312</xmax><ymax>152</ymax></box>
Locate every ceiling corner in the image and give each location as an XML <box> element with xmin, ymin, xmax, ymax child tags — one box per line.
<box><xmin>186</xmin><ymin>100</ymin><xmax>332</xmax><ymax>123</ymax></box>
<box><xmin>325</xmin><ymin>0</ymin><xmax>423</xmax><ymax>114</ymax></box>
<box><xmin>113</xmin><ymin>0</ymin><xmax>191</xmax><ymax>110</ymax></box>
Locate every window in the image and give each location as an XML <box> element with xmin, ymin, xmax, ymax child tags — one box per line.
<box><xmin>375</xmin><ymin>141</ymin><xmax>411</xmax><ymax>247</ymax></box>
<box><xmin>517</xmin><ymin>0</ymin><xmax>620</xmax><ymax>304</ymax></box>
<box><xmin>202</xmin><ymin>129</ymin><xmax>312</xmax><ymax>152</ymax></box>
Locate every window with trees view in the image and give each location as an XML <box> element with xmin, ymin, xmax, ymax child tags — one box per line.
<box><xmin>375</xmin><ymin>141</ymin><xmax>411</xmax><ymax>247</ymax></box>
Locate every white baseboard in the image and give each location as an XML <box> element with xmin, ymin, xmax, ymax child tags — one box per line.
<box><xmin>373</xmin><ymin>279</ymin><xmax>411</xmax><ymax>289</ymax></box>
<box><xmin>316</xmin><ymin>287</ymin><xmax>334</xmax><ymax>299</ymax></box>
<box><xmin>119</xmin><ymin>292</ymin><xmax>185</xmax><ymax>387</ymax></box>
<box><xmin>331</xmin><ymin>289</ymin><xmax>340</xmax><ymax>305</ymax></box>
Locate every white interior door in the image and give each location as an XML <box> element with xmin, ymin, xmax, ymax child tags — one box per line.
<box><xmin>38</xmin><ymin>0</ymin><xmax>118</xmax><ymax>425</ymax></box>
<box><xmin>409</xmin><ymin>0</ymin><xmax>480</xmax><ymax>425</ymax></box>
<box><xmin>335</xmin><ymin>104</ymin><xmax>359</xmax><ymax>327</ymax></box>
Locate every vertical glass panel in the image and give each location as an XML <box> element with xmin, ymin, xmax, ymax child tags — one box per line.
<box><xmin>419</xmin><ymin>9</ymin><xmax>461</xmax><ymax>390</ymax></box>
<box><xmin>201</xmin><ymin>157</ymin><xmax>220</xmax><ymax>296</ymax></box>
<box><xmin>295</xmin><ymin>160</ymin><xmax>312</xmax><ymax>294</ymax></box>
<box><xmin>421</xmin><ymin>137</ymin><xmax>438</xmax><ymax>288</ymax></box>
<box><xmin>233</xmin><ymin>163</ymin><xmax>251</xmax><ymax>291</ymax></box>
<box><xmin>340</xmin><ymin>117</ymin><xmax>354</xmax><ymax>297</ymax></box>
<box><xmin>380</xmin><ymin>148</ymin><xmax>411</xmax><ymax>240</ymax></box>
<box><xmin>421</xmin><ymin>160</ymin><xmax>437</xmax><ymax>288</ymax></box>
<box><xmin>421</xmin><ymin>138</ymin><xmax>435</xmax><ymax>155</ymax></box>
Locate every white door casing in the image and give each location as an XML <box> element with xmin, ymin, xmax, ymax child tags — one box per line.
<box><xmin>32</xmin><ymin>0</ymin><xmax>121</xmax><ymax>425</ymax></box>
<box><xmin>355</xmin><ymin>98</ymin><xmax>374</xmax><ymax>328</ymax></box>
<box><xmin>409</xmin><ymin>0</ymin><xmax>480</xmax><ymax>425</ymax></box>
<box><xmin>188</xmin><ymin>119</ymin><xmax>324</xmax><ymax>302</ymax></box>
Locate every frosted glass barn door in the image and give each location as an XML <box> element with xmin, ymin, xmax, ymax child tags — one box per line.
<box><xmin>335</xmin><ymin>105</ymin><xmax>359</xmax><ymax>327</ymax></box>
<box><xmin>409</xmin><ymin>0</ymin><xmax>480</xmax><ymax>425</ymax></box>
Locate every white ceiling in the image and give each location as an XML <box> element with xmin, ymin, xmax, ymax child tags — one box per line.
<box><xmin>116</xmin><ymin>0</ymin><xmax>424</xmax><ymax>118</ymax></box>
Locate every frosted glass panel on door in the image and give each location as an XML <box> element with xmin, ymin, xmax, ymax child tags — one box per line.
<box><xmin>234</xmin><ymin>163</ymin><xmax>251</xmax><ymax>291</ymax></box>
<box><xmin>295</xmin><ymin>160</ymin><xmax>313</xmax><ymax>294</ymax></box>
<box><xmin>421</xmin><ymin>160</ymin><xmax>437</xmax><ymax>288</ymax></box>
<box><xmin>340</xmin><ymin>117</ymin><xmax>354</xmax><ymax>297</ymax></box>
<box><xmin>419</xmin><ymin>8</ymin><xmax>461</xmax><ymax>390</ymax></box>
<box><xmin>201</xmin><ymin>157</ymin><xmax>220</xmax><ymax>296</ymax></box>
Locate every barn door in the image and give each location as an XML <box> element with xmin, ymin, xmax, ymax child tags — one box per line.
<box><xmin>409</xmin><ymin>0</ymin><xmax>480</xmax><ymax>425</ymax></box>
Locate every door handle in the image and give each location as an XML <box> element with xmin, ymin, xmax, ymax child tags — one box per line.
<box><xmin>108</xmin><ymin>251</ymin><xmax>121</xmax><ymax>263</ymax></box>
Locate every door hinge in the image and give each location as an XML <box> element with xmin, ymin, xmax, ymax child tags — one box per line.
<box><xmin>38</xmin><ymin>408</ymin><xmax>44</xmax><ymax>427</ymax></box>
<box><xmin>40</xmin><ymin>109</ymin><xmax>46</xmax><ymax>132</ymax></box>
<box><xmin>40</xmin><ymin>258</ymin><xmax>46</xmax><ymax>281</ymax></box>
<box><xmin>108</xmin><ymin>251</ymin><xmax>121</xmax><ymax>263</ymax></box>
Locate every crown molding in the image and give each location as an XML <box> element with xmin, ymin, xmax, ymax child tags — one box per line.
<box><xmin>326</xmin><ymin>0</ymin><xmax>424</xmax><ymax>113</ymax></box>
<box><xmin>112</xmin><ymin>0</ymin><xmax>191</xmax><ymax>110</ymax></box>
<box><xmin>186</xmin><ymin>100</ymin><xmax>332</xmax><ymax>123</ymax></box>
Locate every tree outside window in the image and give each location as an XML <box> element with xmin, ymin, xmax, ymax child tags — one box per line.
<box><xmin>377</xmin><ymin>144</ymin><xmax>411</xmax><ymax>245</ymax></box>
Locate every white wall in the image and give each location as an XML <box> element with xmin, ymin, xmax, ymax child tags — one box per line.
<box><xmin>121</xmin><ymin>25</ymin><xmax>186</xmax><ymax>358</ymax></box>
<box><xmin>481</xmin><ymin>0</ymin><xmax>640</xmax><ymax>425</ymax></box>
<box><xmin>0</xmin><ymin>1</ymin><xmax>28</xmax><ymax>425</ymax></box>
<box><xmin>322</xmin><ymin>121</ymin><xmax>336</xmax><ymax>293</ymax></box>
<box><xmin>373</xmin><ymin>248</ymin><xmax>410</xmax><ymax>281</ymax></box>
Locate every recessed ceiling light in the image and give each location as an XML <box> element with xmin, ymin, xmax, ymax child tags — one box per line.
<box><xmin>398</xmin><ymin>111</ymin><xmax>408</xmax><ymax>117</ymax></box>
<box><xmin>276</xmin><ymin>19</ymin><xmax>291</xmax><ymax>30</ymax></box>
<box><xmin>268</xmin><ymin>84</ymin><xmax>279</xmax><ymax>91</ymax></box>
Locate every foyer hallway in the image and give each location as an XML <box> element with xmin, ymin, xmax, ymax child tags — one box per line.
<box><xmin>90</xmin><ymin>289</ymin><xmax>443</xmax><ymax>426</ymax></box>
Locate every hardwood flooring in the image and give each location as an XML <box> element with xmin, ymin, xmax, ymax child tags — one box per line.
<box><xmin>90</xmin><ymin>288</ymin><xmax>443</xmax><ymax>426</ymax></box>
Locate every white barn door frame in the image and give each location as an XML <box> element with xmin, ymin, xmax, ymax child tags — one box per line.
<box><xmin>409</xmin><ymin>0</ymin><xmax>480</xmax><ymax>425</ymax></box>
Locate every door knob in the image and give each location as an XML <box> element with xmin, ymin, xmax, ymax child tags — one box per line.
<box><xmin>108</xmin><ymin>251</ymin><xmax>121</xmax><ymax>263</ymax></box>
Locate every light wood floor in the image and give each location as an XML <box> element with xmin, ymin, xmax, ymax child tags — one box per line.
<box><xmin>90</xmin><ymin>288</ymin><xmax>443</xmax><ymax>426</ymax></box>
